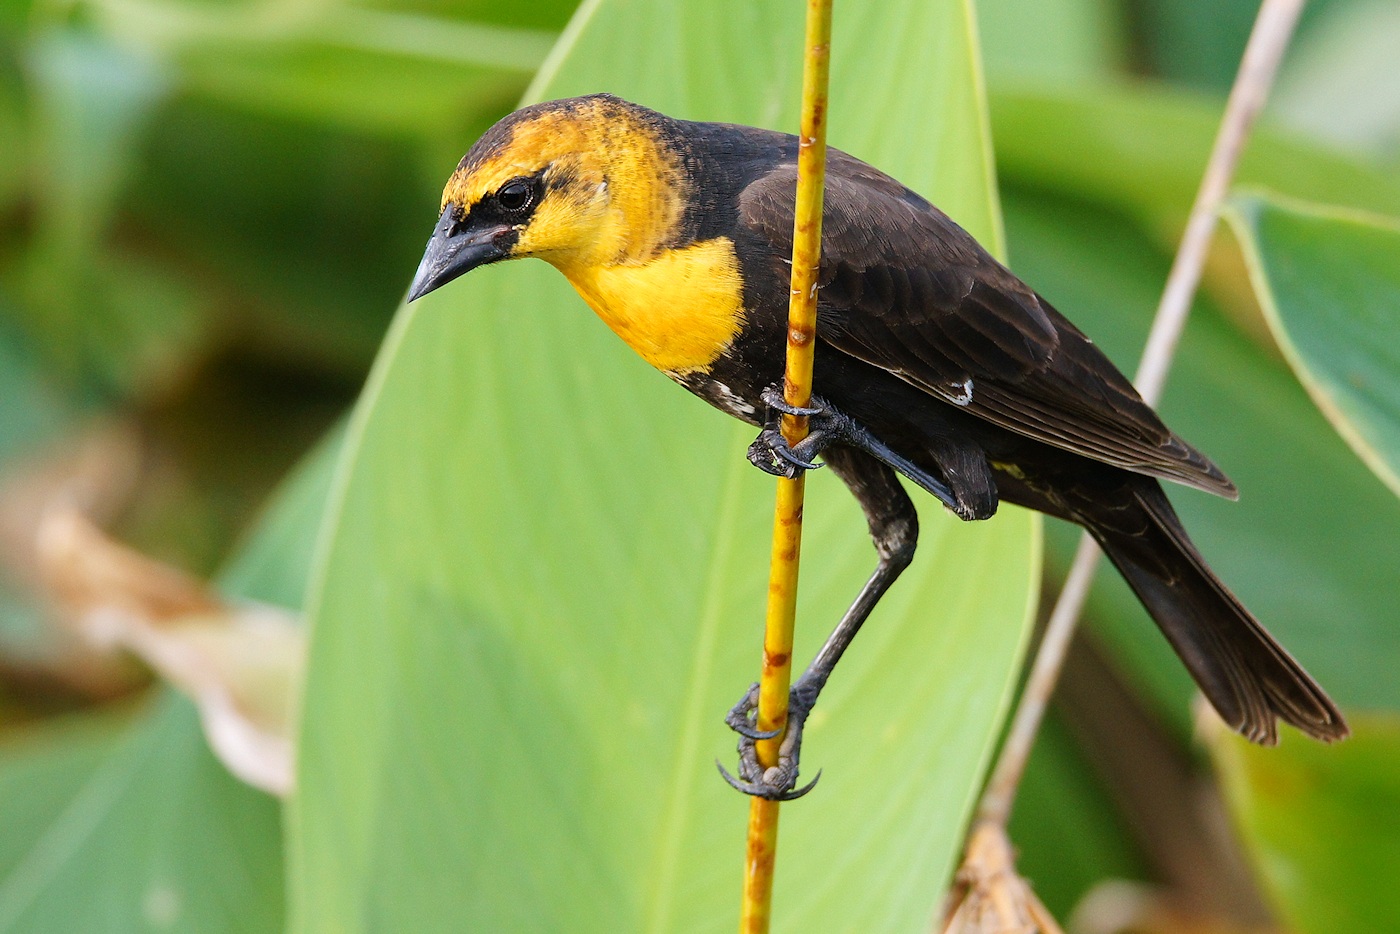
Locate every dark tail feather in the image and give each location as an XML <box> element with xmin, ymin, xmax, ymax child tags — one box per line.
<box><xmin>1087</xmin><ymin>483</ymin><xmax>1348</xmax><ymax>745</ymax></box>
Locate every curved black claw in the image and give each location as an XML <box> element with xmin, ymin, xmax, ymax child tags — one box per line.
<box><xmin>724</xmin><ymin>683</ymin><xmax>782</xmax><ymax>740</ymax></box>
<box><xmin>747</xmin><ymin>428</ymin><xmax>826</xmax><ymax>478</ymax></box>
<box><xmin>775</xmin><ymin>443</ymin><xmax>822</xmax><ymax>472</ymax></box>
<box><xmin>760</xmin><ymin>385</ymin><xmax>826</xmax><ymax>418</ymax></box>
<box><xmin>716</xmin><ymin>760</ymin><xmax>822</xmax><ymax>801</ymax></box>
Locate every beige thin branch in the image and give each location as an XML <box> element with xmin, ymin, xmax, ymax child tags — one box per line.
<box><xmin>976</xmin><ymin>0</ymin><xmax>1308</xmax><ymax>828</ymax></box>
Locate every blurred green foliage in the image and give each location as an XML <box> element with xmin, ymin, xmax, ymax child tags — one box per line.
<box><xmin>0</xmin><ymin>0</ymin><xmax>572</xmax><ymax>581</ymax></box>
<box><xmin>0</xmin><ymin>0</ymin><xmax>1395</xmax><ymax>931</ymax></box>
<box><xmin>1214</xmin><ymin>714</ymin><xmax>1400</xmax><ymax>934</ymax></box>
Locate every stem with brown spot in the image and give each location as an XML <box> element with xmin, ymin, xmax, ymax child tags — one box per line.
<box><xmin>738</xmin><ymin>0</ymin><xmax>832</xmax><ymax>931</ymax></box>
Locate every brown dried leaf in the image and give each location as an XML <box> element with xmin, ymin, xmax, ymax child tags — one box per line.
<box><xmin>0</xmin><ymin>421</ymin><xmax>142</xmax><ymax>584</ymax></box>
<box><xmin>36</xmin><ymin>506</ymin><xmax>302</xmax><ymax>795</ymax></box>
<box><xmin>0</xmin><ymin>422</ymin><xmax>148</xmax><ymax>699</ymax></box>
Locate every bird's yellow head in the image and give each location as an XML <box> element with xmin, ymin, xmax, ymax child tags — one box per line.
<box><xmin>408</xmin><ymin>94</ymin><xmax>690</xmax><ymax>301</ymax></box>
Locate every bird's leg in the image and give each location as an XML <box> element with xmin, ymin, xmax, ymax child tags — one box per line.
<box><xmin>747</xmin><ymin>382</ymin><xmax>987</xmax><ymax>520</ymax></box>
<box><xmin>720</xmin><ymin>448</ymin><xmax>918</xmax><ymax>799</ymax></box>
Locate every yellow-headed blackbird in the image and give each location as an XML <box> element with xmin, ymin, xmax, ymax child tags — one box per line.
<box><xmin>409</xmin><ymin>94</ymin><xmax>1346</xmax><ymax>799</ymax></box>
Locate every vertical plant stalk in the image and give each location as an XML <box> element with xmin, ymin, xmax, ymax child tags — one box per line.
<box><xmin>974</xmin><ymin>0</ymin><xmax>1307</xmax><ymax>831</ymax></box>
<box><xmin>739</xmin><ymin>1</ymin><xmax>832</xmax><ymax>931</ymax></box>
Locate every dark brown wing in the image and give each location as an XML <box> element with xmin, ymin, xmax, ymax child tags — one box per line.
<box><xmin>737</xmin><ymin>155</ymin><xmax>1236</xmax><ymax>498</ymax></box>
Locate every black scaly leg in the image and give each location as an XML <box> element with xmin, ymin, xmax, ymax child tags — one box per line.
<box><xmin>719</xmin><ymin>444</ymin><xmax>920</xmax><ymax>800</ymax></box>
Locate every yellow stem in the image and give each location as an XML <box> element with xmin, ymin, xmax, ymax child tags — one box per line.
<box><xmin>738</xmin><ymin>1</ymin><xmax>832</xmax><ymax>930</ymax></box>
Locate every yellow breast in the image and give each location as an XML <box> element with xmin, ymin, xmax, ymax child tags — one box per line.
<box><xmin>558</xmin><ymin>237</ymin><xmax>747</xmax><ymax>375</ymax></box>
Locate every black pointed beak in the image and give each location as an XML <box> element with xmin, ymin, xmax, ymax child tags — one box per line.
<box><xmin>408</xmin><ymin>208</ymin><xmax>514</xmax><ymax>302</ymax></box>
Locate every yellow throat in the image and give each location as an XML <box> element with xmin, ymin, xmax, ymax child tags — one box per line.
<box><xmin>557</xmin><ymin>239</ymin><xmax>745</xmax><ymax>376</ymax></box>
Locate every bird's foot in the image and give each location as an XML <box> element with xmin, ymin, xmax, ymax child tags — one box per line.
<box><xmin>716</xmin><ymin>680</ymin><xmax>822</xmax><ymax>801</ymax></box>
<box><xmin>745</xmin><ymin>385</ymin><xmax>833</xmax><ymax>478</ymax></box>
<box><xmin>747</xmin><ymin>428</ymin><xmax>825</xmax><ymax>477</ymax></box>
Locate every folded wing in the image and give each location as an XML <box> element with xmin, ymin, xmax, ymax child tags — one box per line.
<box><xmin>737</xmin><ymin>155</ymin><xmax>1235</xmax><ymax>498</ymax></box>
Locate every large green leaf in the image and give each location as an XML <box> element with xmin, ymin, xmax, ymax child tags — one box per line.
<box><xmin>0</xmin><ymin>696</ymin><xmax>284</xmax><ymax>934</ymax></box>
<box><xmin>0</xmin><ymin>712</ymin><xmax>128</xmax><ymax>881</ymax></box>
<box><xmin>1001</xmin><ymin>185</ymin><xmax>1400</xmax><ymax>733</ymax></box>
<box><xmin>290</xmin><ymin>1</ymin><xmax>1039</xmax><ymax>931</ymax></box>
<box><xmin>1225</xmin><ymin>193</ymin><xmax>1400</xmax><ymax>499</ymax></box>
<box><xmin>1212</xmin><ymin>714</ymin><xmax>1400</xmax><ymax>934</ymax></box>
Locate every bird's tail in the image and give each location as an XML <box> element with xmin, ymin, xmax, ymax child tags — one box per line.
<box><xmin>1086</xmin><ymin>482</ymin><xmax>1348</xmax><ymax>745</ymax></box>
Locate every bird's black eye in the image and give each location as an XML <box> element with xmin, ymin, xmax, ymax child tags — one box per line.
<box><xmin>496</xmin><ymin>179</ymin><xmax>534</xmax><ymax>214</ymax></box>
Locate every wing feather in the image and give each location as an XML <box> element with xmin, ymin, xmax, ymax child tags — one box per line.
<box><xmin>738</xmin><ymin>156</ymin><xmax>1235</xmax><ymax>497</ymax></box>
